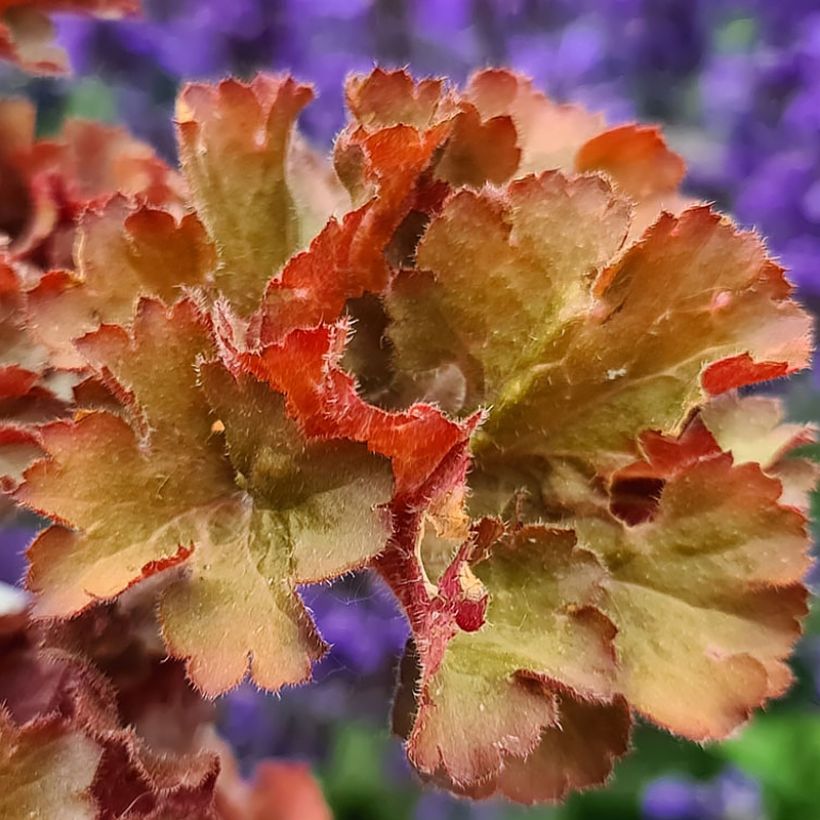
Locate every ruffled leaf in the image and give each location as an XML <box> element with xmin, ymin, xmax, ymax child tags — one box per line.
<box><xmin>223</xmin><ymin>314</ymin><xmax>475</xmax><ymax>498</ymax></box>
<box><xmin>0</xmin><ymin>595</ymin><xmax>222</xmax><ymax>819</ymax></box>
<box><xmin>700</xmin><ymin>393</ymin><xmax>818</xmax><ymax>511</ymax></box>
<box><xmin>577</xmin><ymin>426</ymin><xmax>811</xmax><ymax>740</ymax></box>
<box><xmin>388</xmin><ymin>172</ymin><xmax>630</xmax><ymax>415</ymax></box>
<box><xmin>18</xmin><ymin>298</ymin><xmax>393</xmax><ymax>695</ymax></box>
<box><xmin>467</xmin><ymin>68</ymin><xmax>693</xmax><ymax>231</ymax></box>
<box><xmin>473</xmin><ymin>695</ymin><xmax>631</xmax><ymax>804</ymax></box>
<box><xmin>259</xmin><ymin>206</ymin><xmax>381</xmax><ymax>342</ymax></box>
<box><xmin>701</xmin><ymin>392</ymin><xmax>814</xmax><ymax>465</ymax></box>
<box><xmin>393</xmin><ymin>525</ymin><xmax>627</xmax><ymax>796</ymax></box>
<box><xmin>466</xmin><ymin>68</ymin><xmax>605</xmax><ymax>174</ymax></box>
<box><xmin>574</xmin><ymin>123</ymin><xmax>693</xmax><ymax>237</ymax></box>
<box><xmin>1</xmin><ymin>65</ymin><xmax>813</xmax><ymax>811</ymax></box>
<box><xmin>262</xmin><ymin>68</ymin><xmax>522</xmax><ymax>348</ymax></box>
<box><xmin>388</xmin><ymin>174</ymin><xmax>811</xmax><ymax>470</ymax></box>
<box><xmin>1</xmin><ymin>256</ymin><xmax>48</xmax><ymax>405</ymax></box>
<box><xmin>0</xmin><ymin>98</ymin><xmax>36</xmax><ymax>243</ymax></box>
<box><xmin>26</xmin><ymin>196</ymin><xmax>216</xmax><ymax>369</ymax></box>
<box><xmin>176</xmin><ymin>75</ymin><xmax>319</xmax><ymax>314</ymax></box>
<box><xmin>92</xmin><ymin>732</ymin><xmax>219</xmax><ymax>820</ymax></box>
<box><xmin>1</xmin><ymin>104</ymin><xmax>181</xmax><ymax>269</ymax></box>
<box><xmin>340</xmin><ymin>68</ymin><xmax>520</xmax><ymax>192</ymax></box>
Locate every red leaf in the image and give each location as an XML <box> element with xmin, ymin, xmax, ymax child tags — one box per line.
<box><xmin>703</xmin><ymin>352</ymin><xmax>792</xmax><ymax>395</ymax></box>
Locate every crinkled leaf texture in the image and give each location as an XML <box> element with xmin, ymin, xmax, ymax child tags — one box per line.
<box><xmin>26</xmin><ymin>195</ymin><xmax>215</xmax><ymax>370</ymax></box>
<box><xmin>0</xmin><ymin>100</ymin><xmax>181</xmax><ymax>429</ymax></box>
<box><xmin>177</xmin><ymin>74</ymin><xmax>347</xmax><ymax>314</ymax></box>
<box><xmin>389</xmin><ymin>178</ymin><xmax>810</xmax><ymax>468</ymax></box>
<box><xmin>391</xmin><ymin>525</ymin><xmax>630</xmax><ymax>802</ymax></box>
<box><xmin>17</xmin><ymin>298</ymin><xmax>394</xmax><ymax>696</ymax></box>
<box><xmin>6</xmin><ymin>66</ymin><xmax>815</xmax><ymax>811</ymax></box>
<box><xmin>329</xmin><ymin>69</ymin><xmax>811</xmax><ymax>802</ymax></box>
<box><xmin>0</xmin><ymin>73</ymin><xmax>339</xmax><ymax>441</ymax></box>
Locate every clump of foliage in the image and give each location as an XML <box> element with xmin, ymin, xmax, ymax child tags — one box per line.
<box><xmin>0</xmin><ymin>9</ymin><xmax>815</xmax><ymax>815</ymax></box>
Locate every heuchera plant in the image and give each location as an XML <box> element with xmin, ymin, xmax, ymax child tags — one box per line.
<box><xmin>0</xmin><ymin>12</ymin><xmax>816</xmax><ymax>816</ymax></box>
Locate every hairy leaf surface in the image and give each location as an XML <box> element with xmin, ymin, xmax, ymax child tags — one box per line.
<box><xmin>466</xmin><ymin>68</ymin><xmax>693</xmax><ymax>232</ymax></box>
<box><xmin>577</xmin><ymin>430</ymin><xmax>810</xmax><ymax>739</ymax></box>
<box><xmin>393</xmin><ymin>525</ymin><xmax>627</xmax><ymax>797</ymax></box>
<box><xmin>18</xmin><ymin>299</ymin><xmax>393</xmax><ymax>695</ymax></box>
<box><xmin>1</xmin><ymin>101</ymin><xmax>180</xmax><ymax>270</ymax></box>
<box><xmin>2</xmin><ymin>65</ymin><xmax>814</xmax><ymax>809</ymax></box>
<box><xmin>177</xmin><ymin>75</ymin><xmax>318</xmax><ymax>313</ymax></box>
<box><xmin>389</xmin><ymin>175</ymin><xmax>810</xmax><ymax>469</ymax></box>
<box><xmin>27</xmin><ymin>196</ymin><xmax>215</xmax><ymax>369</ymax></box>
<box><xmin>0</xmin><ymin>711</ymin><xmax>101</xmax><ymax>819</ymax></box>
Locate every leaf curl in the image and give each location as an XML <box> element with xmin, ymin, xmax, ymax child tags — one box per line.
<box><xmin>18</xmin><ymin>299</ymin><xmax>393</xmax><ymax>695</ymax></box>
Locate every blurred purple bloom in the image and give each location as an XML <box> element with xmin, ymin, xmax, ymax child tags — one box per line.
<box><xmin>52</xmin><ymin>0</ymin><xmax>640</xmax><ymax>147</ymax></box>
<box><xmin>643</xmin><ymin>777</ymin><xmax>703</xmax><ymax>820</ymax></box>
<box><xmin>691</xmin><ymin>7</ymin><xmax>820</xmax><ymax>309</ymax></box>
<box><xmin>413</xmin><ymin>790</ymin><xmax>504</xmax><ymax>820</ymax></box>
<box><xmin>302</xmin><ymin>574</ymin><xmax>409</xmax><ymax>679</ymax></box>
<box><xmin>55</xmin><ymin>16</ymin><xmax>161</xmax><ymax>79</ymax></box>
<box><xmin>740</xmin><ymin>0</ymin><xmax>820</xmax><ymax>44</ymax></box>
<box><xmin>217</xmin><ymin>572</ymin><xmax>407</xmax><ymax>772</ymax></box>
<box><xmin>710</xmin><ymin>768</ymin><xmax>765</xmax><ymax>820</ymax></box>
<box><xmin>0</xmin><ymin>525</ymin><xmax>35</xmax><ymax>587</ymax></box>
<box><xmin>643</xmin><ymin>769</ymin><xmax>764</xmax><ymax>820</ymax></box>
